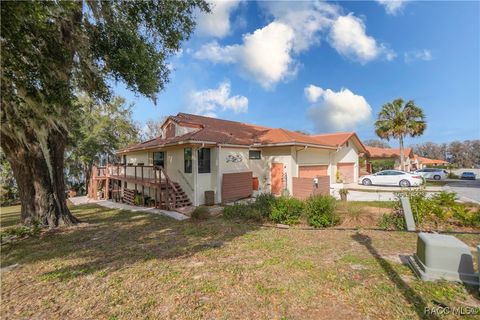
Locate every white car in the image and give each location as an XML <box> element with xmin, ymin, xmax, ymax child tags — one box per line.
<box><xmin>413</xmin><ymin>168</ymin><xmax>448</xmax><ymax>180</ymax></box>
<box><xmin>359</xmin><ymin>170</ymin><xmax>424</xmax><ymax>187</ymax></box>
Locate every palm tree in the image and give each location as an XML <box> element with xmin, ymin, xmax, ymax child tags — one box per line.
<box><xmin>375</xmin><ymin>99</ymin><xmax>426</xmax><ymax>171</ymax></box>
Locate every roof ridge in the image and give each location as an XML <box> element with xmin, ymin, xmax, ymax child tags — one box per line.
<box><xmin>313</xmin><ymin>132</ymin><xmax>354</xmax><ymax>136</ymax></box>
<box><xmin>177</xmin><ymin>112</ymin><xmax>272</xmax><ymax>130</ymax></box>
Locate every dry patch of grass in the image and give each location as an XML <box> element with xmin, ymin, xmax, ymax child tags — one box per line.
<box><xmin>1</xmin><ymin>204</ymin><xmax>479</xmax><ymax>319</ymax></box>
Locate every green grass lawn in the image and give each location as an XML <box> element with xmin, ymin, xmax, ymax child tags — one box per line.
<box><xmin>1</xmin><ymin>204</ymin><xmax>479</xmax><ymax>319</ymax></box>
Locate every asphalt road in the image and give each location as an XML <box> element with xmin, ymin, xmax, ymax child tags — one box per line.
<box><xmin>443</xmin><ymin>179</ymin><xmax>480</xmax><ymax>203</ymax></box>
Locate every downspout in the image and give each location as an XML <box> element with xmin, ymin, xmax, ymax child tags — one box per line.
<box><xmin>217</xmin><ymin>145</ymin><xmax>222</xmax><ymax>203</ymax></box>
<box><xmin>193</xmin><ymin>146</ymin><xmax>198</xmax><ymax>206</ymax></box>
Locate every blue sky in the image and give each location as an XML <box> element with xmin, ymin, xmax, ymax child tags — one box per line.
<box><xmin>113</xmin><ymin>0</ymin><xmax>480</xmax><ymax>147</ymax></box>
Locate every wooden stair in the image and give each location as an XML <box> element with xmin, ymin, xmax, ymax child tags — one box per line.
<box><xmin>158</xmin><ymin>182</ymin><xmax>192</xmax><ymax>209</ymax></box>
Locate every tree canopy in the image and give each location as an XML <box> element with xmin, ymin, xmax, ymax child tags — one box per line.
<box><xmin>1</xmin><ymin>0</ymin><xmax>209</xmax><ymax>226</ymax></box>
<box><xmin>375</xmin><ymin>98</ymin><xmax>426</xmax><ymax>171</ymax></box>
<box><xmin>65</xmin><ymin>95</ymin><xmax>140</xmax><ymax>193</ymax></box>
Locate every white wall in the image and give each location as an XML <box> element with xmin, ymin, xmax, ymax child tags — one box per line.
<box><xmin>260</xmin><ymin>147</ymin><xmax>295</xmax><ymax>195</ymax></box>
<box><xmin>166</xmin><ymin>147</ymin><xmax>194</xmax><ymax>204</ymax></box>
<box><xmin>296</xmin><ymin>147</ymin><xmax>334</xmax><ymax>183</ymax></box>
<box><xmin>332</xmin><ymin>142</ymin><xmax>360</xmax><ymax>183</ymax></box>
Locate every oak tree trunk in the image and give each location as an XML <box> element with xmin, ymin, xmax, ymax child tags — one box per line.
<box><xmin>1</xmin><ymin>128</ymin><xmax>80</xmax><ymax>227</ymax></box>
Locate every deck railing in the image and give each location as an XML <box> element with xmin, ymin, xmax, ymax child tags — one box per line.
<box><xmin>90</xmin><ymin>163</ymin><xmax>179</xmax><ymax>210</ymax></box>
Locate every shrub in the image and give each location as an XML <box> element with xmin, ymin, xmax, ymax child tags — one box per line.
<box><xmin>447</xmin><ymin>172</ymin><xmax>459</xmax><ymax>179</ymax></box>
<box><xmin>222</xmin><ymin>203</ymin><xmax>262</xmax><ymax>221</ymax></box>
<box><xmin>191</xmin><ymin>206</ymin><xmax>210</xmax><ymax>220</ymax></box>
<box><xmin>1</xmin><ymin>223</ymin><xmax>42</xmax><ymax>243</ymax></box>
<box><xmin>304</xmin><ymin>195</ymin><xmax>338</xmax><ymax>228</ymax></box>
<box><xmin>432</xmin><ymin>191</ymin><xmax>457</xmax><ymax>206</ymax></box>
<box><xmin>270</xmin><ymin>196</ymin><xmax>304</xmax><ymax>225</ymax></box>
<box><xmin>254</xmin><ymin>193</ymin><xmax>277</xmax><ymax>218</ymax></box>
<box><xmin>379</xmin><ymin>212</ymin><xmax>406</xmax><ymax>230</ymax></box>
<box><xmin>394</xmin><ymin>189</ymin><xmax>431</xmax><ymax>224</ymax></box>
<box><xmin>451</xmin><ymin>206</ymin><xmax>480</xmax><ymax>227</ymax></box>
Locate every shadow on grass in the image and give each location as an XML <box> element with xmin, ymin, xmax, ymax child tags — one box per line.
<box><xmin>1</xmin><ymin>204</ymin><xmax>259</xmax><ymax>280</ymax></box>
<box><xmin>351</xmin><ymin>232</ymin><xmax>440</xmax><ymax>320</ymax></box>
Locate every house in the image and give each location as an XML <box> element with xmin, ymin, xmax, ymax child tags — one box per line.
<box><xmin>88</xmin><ymin>113</ymin><xmax>366</xmax><ymax>208</ymax></box>
<box><xmin>365</xmin><ymin>146</ymin><xmax>449</xmax><ymax>172</ymax></box>
<box><xmin>415</xmin><ymin>156</ymin><xmax>449</xmax><ymax>169</ymax></box>
<box><xmin>365</xmin><ymin>146</ymin><xmax>417</xmax><ymax>172</ymax></box>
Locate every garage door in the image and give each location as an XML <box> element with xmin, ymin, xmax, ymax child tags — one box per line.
<box><xmin>299</xmin><ymin>165</ymin><xmax>328</xmax><ymax>178</ymax></box>
<box><xmin>337</xmin><ymin>162</ymin><xmax>355</xmax><ymax>183</ymax></box>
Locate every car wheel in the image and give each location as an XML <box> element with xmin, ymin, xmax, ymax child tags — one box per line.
<box><xmin>399</xmin><ymin>179</ymin><xmax>411</xmax><ymax>187</ymax></box>
<box><xmin>362</xmin><ymin>178</ymin><xmax>372</xmax><ymax>186</ymax></box>
<box><xmin>433</xmin><ymin>175</ymin><xmax>441</xmax><ymax>180</ymax></box>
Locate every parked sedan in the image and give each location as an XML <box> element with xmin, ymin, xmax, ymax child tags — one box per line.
<box><xmin>461</xmin><ymin>172</ymin><xmax>476</xmax><ymax>180</ymax></box>
<box><xmin>360</xmin><ymin>170</ymin><xmax>424</xmax><ymax>187</ymax></box>
<box><xmin>414</xmin><ymin>168</ymin><xmax>448</xmax><ymax>180</ymax></box>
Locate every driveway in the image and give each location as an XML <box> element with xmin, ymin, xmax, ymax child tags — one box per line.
<box><xmin>443</xmin><ymin>179</ymin><xmax>480</xmax><ymax>203</ymax></box>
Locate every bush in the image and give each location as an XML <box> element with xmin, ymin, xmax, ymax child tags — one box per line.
<box><xmin>254</xmin><ymin>193</ymin><xmax>277</xmax><ymax>218</ymax></box>
<box><xmin>386</xmin><ymin>189</ymin><xmax>479</xmax><ymax>229</ymax></box>
<box><xmin>1</xmin><ymin>223</ymin><xmax>42</xmax><ymax>243</ymax></box>
<box><xmin>451</xmin><ymin>206</ymin><xmax>480</xmax><ymax>227</ymax></box>
<box><xmin>304</xmin><ymin>195</ymin><xmax>338</xmax><ymax>228</ymax></box>
<box><xmin>269</xmin><ymin>196</ymin><xmax>304</xmax><ymax>225</ymax></box>
<box><xmin>222</xmin><ymin>203</ymin><xmax>262</xmax><ymax>221</ymax></box>
<box><xmin>379</xmin><ymin>212</ymin><xmax>406</xmax><ymax>230</ymax></box>
<box><xmin>431</xmin><ymin>191</ymin><xmax>457</xmax><ymax>206</ymax></box>
<box><xmin>448</xmin><ymin>172</ymin><xmax>459</xmax><ymax>179</ymax></box>
<box><xmin>191</xmin><ymin>206</ymin><xmax>210</xmax><ymax>220</ymax></box>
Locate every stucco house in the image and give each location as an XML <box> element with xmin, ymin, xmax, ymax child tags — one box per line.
<box><xmin>365</xmin><ymin>146</ymin><xmax>417</xmax><ymax>172</ymax></box>
<box><xmin>365</xmin><ymin>146</ymin><xmax>449</xmax><ymax>172</ymax></box>
<box><xmin>88</xmin><ymin>113</ymin><xmax>366</xmax><ymax>208</ymax></box>
<box><xmin>414</xmin><ymin>156</ymin><xmax>449</xmax><ymax>169</ymax></box>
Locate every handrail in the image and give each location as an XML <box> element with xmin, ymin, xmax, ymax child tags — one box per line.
<box><xmin>154</xmin><ymin>165</ymin><xmax>177</xmax><ymax>209</ymax></box>
<box><xmin>101</xmin><ymin>163</ymin><xmax>181</xmax><ymax>210</ymax></box>
<box><xmin>177</xmin><ymin>169</ymin><xmax>194</xmax><ymax>191</ymax></box>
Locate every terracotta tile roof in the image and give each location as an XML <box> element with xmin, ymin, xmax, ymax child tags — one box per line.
<box><xmin>366</xmin><ymin>146</ymin><xmax>414</xmax><ymax>158</ymax></box>
<box><xmin>118</xmin><ymin>113</ymin><xmax>364</xmax><ymax>153</ymax></box>
<box><xmin>312</xmin><ymin>132</ymin><xmax>367</xmax><ymax>152</ymax></box>
<box><xmin>416</xmin><ymin>156</ymin><xmax>448</xmax><ymax>165</ymax></box>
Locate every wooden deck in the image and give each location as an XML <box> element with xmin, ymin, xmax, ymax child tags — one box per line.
<box><xmin>87</xmin><ymin>164</ymin><xmax>191</xmax><ymax>209</ymax></box>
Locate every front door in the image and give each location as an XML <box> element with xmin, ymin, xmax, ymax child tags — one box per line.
<box><xmin>271</xmin><ymin>163</ymin><xmax>284</xmax><ymax>195</ymax></box>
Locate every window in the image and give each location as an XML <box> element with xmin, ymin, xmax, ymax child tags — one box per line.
<box><xmin>184</xmin><ymin>148</ymin><xmax>192</xmax><ymax>173</ymax></box>
<box><xmin>249</xmin><ymin>150</ymin><xmax>261</xmax><ymax>160</ymax></box>
<box><xmin>153</xmin><ymin>152</ymin><xmax>165</xmax><ymax>167</ymax></box>
<box><xmin>198</xmin><ymin>148</ymin><xmax>211</xmax><ymax>173</ymax></box>
<box><xmin>388</xmin><ymin>171</ymin><xmax>405</xmax><ymax>175</ymax></box>
<box><xmin>122</xmin><ymin>155</ymin><xmax>127</xmax><ymax>164</ymax></box>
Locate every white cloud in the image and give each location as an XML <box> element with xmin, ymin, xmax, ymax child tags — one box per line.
<box><xmin>304</xmin><ymin>85</ymin><xmax>324</xmax><ymax>103</ymax></box>
<box><xmin>260</xmin><ymin>1</ymin><xmax>340</xmax><ymax>53</ymax></box>
<box><xmin>188</xmin><ymin>81</ymin><xmax>248</xmax><ymax>117</ymax></box>
<box><xmin>307</xmin><ymin>86</ymin><xmax>372</xmax><ymax>131</ymax></box>
<box><xmin>328</xmin><ymin>14</ymin><xmax>394</xmax><ymax>63</ymax></box>
<box><xmin>193</xmin><ymin>41</ymin><xmax>238</xmax><ymax>63</ymax></box>
<box><xmin>197</xmin><ymin>0</ymin><xmax>243</xmax><ymax>38</ymax></box>
<box><xmin>195</xmin><ymin>1</ymin><xmax>394</xmax><ymax>88</ymax></box>
<box><xmin>404</xmin><ymin>49</ymin><xmax>432</xmax><ymax>63</ymax></box>
<box><xmin>195</xmin><ymin>1</ymin><xmax>340</xmax><ymax>89</ymax></box>
<box><xmin>195</xmin><ymin>22</ymin><xmax>296</xmax><ymax>89</ymax></box>
<box><xmin>376</xmin><ymin>0</ymin><xmax>409</xmax><ymax>15</ymax></box>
